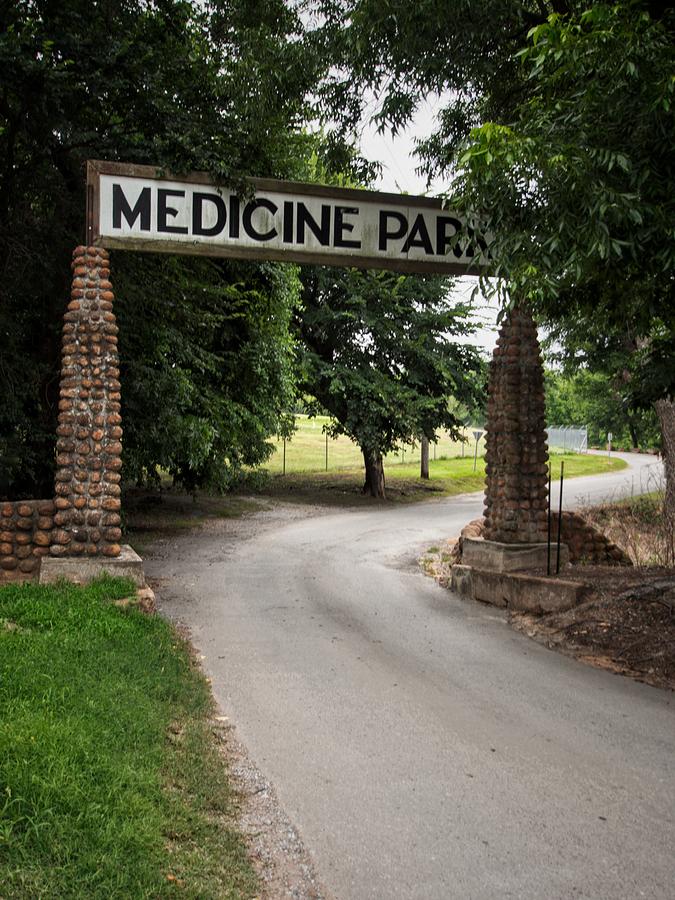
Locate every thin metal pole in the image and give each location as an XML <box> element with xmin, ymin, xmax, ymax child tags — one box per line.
<box><xmin>547</xmin><ymin>465</ymin><xmax>552</xmax><ymax>576</ymax></box>
<box><xmin>325</xmin><ymin>432</ymin><xmax>328</xmax><ymax>472</ymax></box>
<box><xmin>283</xmin><ymin>437</ymin><xmax>286</xmax><ymax>475</ymax></box>
<box><xmin>556</xmin><ymin>461</ymin><xmax>564</xmax><ymax>574</ymax></box>
<box><xmin>473</xmin><ymin>436</ymin><xmax>479</xmax><ymax>472</ymax></box>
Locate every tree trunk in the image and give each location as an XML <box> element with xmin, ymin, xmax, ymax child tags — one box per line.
<box><xmin>627</xmin><ymin>417</ymin><xmax>639</xmax><ymax>451</ymax></box>
<box><xmin>362</xmin><ymin>448</ymin><xmax>386</xmax><ymax>498</ymax></box>
<box><xmin>654</xmin><ymin>398</ymin><xmax>675</xmax><ymax>564</ymax></box>
<box><xmin>420</xmin><ymin>436</ymin><xmax>430</xmax><ymax>479</ymax></box>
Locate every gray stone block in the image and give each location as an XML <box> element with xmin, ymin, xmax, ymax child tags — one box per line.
<box><xmin>38</xmin><ymin>545</ymin><xmax>146</xmax><ymax>587</ymax></box>
<box><xmin>450</xmin><ymin>563</ymin><xmax>585</xmax><ymax>614</ymax></box>
<box><xmin>462</xmin><ymin>536</ymin><xmax>569</xmax><ymax>573</ymax></box>
<box><xmin>450</xmin><ymin>564</ymin><xmax>474</xmax><ymax>599</ymax></box>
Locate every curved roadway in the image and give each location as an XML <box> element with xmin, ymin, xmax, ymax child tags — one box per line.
<box><xmin>148</xmin><ymin>453</ymin><xmax>673</xmax><ymax>900</ymax></box>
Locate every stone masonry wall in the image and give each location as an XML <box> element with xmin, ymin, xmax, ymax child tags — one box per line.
<box><xmin>0</xmin><ymin>500</ymin><xmax>55</xmax><ymax>583</ymax></box>
<box><xmin>50</xmin><ymin>246</ymin><xmax>123</xmax><ymax>558</ymax></box>
<box><xmin>483</xmin><ymin>305</ymin><xmax>549</xmax><ymax>544</ymax></box>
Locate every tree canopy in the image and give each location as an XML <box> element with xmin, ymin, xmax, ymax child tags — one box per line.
<box><xmin>315</xmin><ymin>2</ymin><xmax>673</xmax><ymax>319</ymax></box>
<box><xmin>312</xmin><ymin>0</ymin><xmax>675</xmax><ymax>529</ymax></box>
<box><xmin>544</xmin><ymin>367</ymin><xmax>659</xmax><ymax>451</ymax></box>
<box><xmin>0</xmin><ymin>0</ymin><xmax>315</xmax><ymax>497</ymax></box>
<box><xmin>296</xmin><ymin>265</ymin><xmax>484</xmax><ymax>496</ymax></box>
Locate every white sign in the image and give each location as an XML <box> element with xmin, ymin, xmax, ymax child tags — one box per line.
<box><xmin>87</xmin><ymin>161</ymin><xmax>490</xmax><ymax>276</ymax></box>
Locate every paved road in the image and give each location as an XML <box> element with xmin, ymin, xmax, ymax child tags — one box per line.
<box><xmin>148</xmin><ymin>453</ymin><xmax>674</xmax><ymax>900</ymax></box>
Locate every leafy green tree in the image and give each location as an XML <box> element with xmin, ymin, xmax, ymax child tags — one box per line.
<box><xmin>296</xmin><ymin>265</ymin><xmax>484</xmax><ymax>497</ymax></box>
<box><xmin>451</xmin><ymin>4</ymin><xmax>674</xmax><ymax>539</ymax></box>
<box><xmin>0</xmin><ymin>0</ymin><xmax>315</xmax><ymax>497</ymax></box>
<box><xmin>313</xmin><ymin>1</ymin><xmax>555</xmax><ymax>173</ymax></box>
<box><xmin>117</xmin><ymin>256</ymin><xmax>298</xmax><ymax>490</ymax></box>
<box><xmin>544</xmin><ymin>369</ymin><xmax>659</xmax><ymax>450</ymax></box>
<box><xmin>313</xmin><ymin>0</ymin><xmax>675</xmax><ymax>543</ymax></box>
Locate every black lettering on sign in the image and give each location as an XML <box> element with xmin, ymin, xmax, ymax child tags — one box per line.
<box><xmin>436</xmin><ymin>216</ymin><xmax>463</xmax><ymax>257</ymax></box>
<box><xmin>463</xmin><ymin>229</ymin><xmax>490</xmax><ymax>260</ymax></box>
<box><xmin>229</xmin><ymin>196</ymin><xmax>240</xmax><ymax>238</ymax></box>
<box><xmin>243</xmin><ymin>199</ymin><xmax>278</xmax><ymax>241</ymax></box>
<box><xmin>402</xmin><ymin>213</ymin><xmax>433</xmax><ymax>255</ymax></box>
<box><xmin>112</xmin><ymin>184</ymin><xmax>151</xmax><ymax>231</ymax></box>
<box><xmin>296</xmin><ymin>203</ymin><xmax>330</xmax><ymax>246</ymax></box>
<box><xmin>283</xmin><ymin>201</ymin><xmax>294</xmax><ymax>243</ymax></box>
<box><xmin>157</xmin><ymin>189</ymin><xmax>188</xmax><ymax>234</ymax></box>
<box><xmin>192</xmin><ymin>192</ymin><xmax>226</xmax><ymax>236</ymax></box>
<box><xmin>378</xmin><ymin>211</ymin><xmax>408</xmax><ymax>251</ymax></box>
<box><xmin>474</xmin><ymin>233</ymin><xmax>491</xmax><ymax>258</ymax></box>
<box><xmin>333</xmin><ymin>206</ymin><xmax>361</xmax><ymax>249</ymax></box>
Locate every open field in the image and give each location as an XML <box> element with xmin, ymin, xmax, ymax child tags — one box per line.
<box><xmin>260</xmin><ymin>450</ymin><xmax>627</xmax><ymax>505</ymax></box>
<box><xmin>0</xmin><ymin>578</ymin><xmax>257</xmax><ymax>899</ymax></box>
<box><xmin>267</xmin><ymin>415</ymin><xmax>485</xmax><ymax>474</ymax></box>
<box><xmin>266</xmin><ymin>414</ymin><xmax>607</xmax><ymax>475</ymax></box>
<box><xmin>257</xmin><ymin>416</ymin><xmax>627</xmax><ymax>504</ymax></box>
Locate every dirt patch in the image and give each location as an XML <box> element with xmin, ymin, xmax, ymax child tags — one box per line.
<box><xmin>256</xmin><ymin>471</ymin><xmax>447</xmax><ymax>507</ymax></box>
<box><xmin>123</xmin><ymin>488</ymin><xmax>270</xmax><ymax>553</ymax></box>
<box><xmin>423</xmin><ymin>543</ymin><xmax>675</xmax><ymax>690</ymax></box>
<box><xmin>579</xmin><ymin>493</ymin><xmax>672</xmax><ymax>567</ymax></box>
<box><xmin>510</xmin><ymin>567</ymin><xmax>675</xmax><ymax>690</ymax></box>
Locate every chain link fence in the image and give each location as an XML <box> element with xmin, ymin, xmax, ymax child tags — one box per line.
<box><xmin>270</xmin><ymin>417</ymin><xmax>486</xmax><ymax>474</ymax></box>
<box><xmin>546</xmin><ymin>425</ymin><xmax>588</xmax><ymax>454</ymax></box>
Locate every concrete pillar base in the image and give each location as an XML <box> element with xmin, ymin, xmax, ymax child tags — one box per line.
<box><xmin>462</xmin><ymin>536</ymin><xmax>569</xmax><ymax>573</ymax></box>
<box><xmin>38</xmin><ymin>545</ymin><xmax>145</xmax><ymax>587</ymax></box>
<box><xmin>450</xmin><ymin>563</ymin><xmax>584</xmax><ymax>614</ymax></box>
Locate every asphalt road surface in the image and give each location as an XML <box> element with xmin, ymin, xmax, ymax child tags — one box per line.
<box><xmin>148</xmin><ymin>452</ymin><xmax>674</xmax><ymax>900</ymax></box>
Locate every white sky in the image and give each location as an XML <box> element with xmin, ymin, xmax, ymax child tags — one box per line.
<box><xmin>358</xmin><ymin>103</ymin><xmax>500</xmax><ymax>356</ymax></box>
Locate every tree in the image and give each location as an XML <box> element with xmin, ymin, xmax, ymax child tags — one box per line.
<box><xmin>117</xmin><ymin>255</ymin><xmax>298</xmax><ymax>491</ymax></box>
<box><xmin>544</xmin><ymin>368</ymin><xmax>659</xmax><ymax>450</ymax></box>
<box><xmin>313</xmin><ymin>1</ymin><xmax>558</xmax><ymax>173</ymax></box>
<box><xmin>452</xmin><ymin>5</ymin><xmax>674</xmax><ymax>545</ymax></box>
<box><xmin>312</xmin><ymin>1</ymin><xmax>675</xmax><ymax>545</ymax></box>
<box><xmin>296</xmin><ymin>265</ymin><xmax>484</xmax><ymax>497</ymax></box>
<box><xmin>0</xmin><ymin>0</ymin><xmax>316</xmax><ymax>497</ymax></box>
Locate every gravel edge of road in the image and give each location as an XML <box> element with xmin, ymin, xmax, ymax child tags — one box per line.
<box><xmin>215</xmin><ymin>719</ymin><xmax>334</xmax><ymax>900</ymax></box>
<box><xmin>159</xmin><ymin>597</ymin><xmax>333</xmax><ymax>900</ymax></box>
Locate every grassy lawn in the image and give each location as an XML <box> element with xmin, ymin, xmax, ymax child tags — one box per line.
<box><xmin>267</xmin><ymin>414</ymin><xmax>624</xmax><ymax>476</ymax></box>
<box><xmin>268</xmin><ymin>414</ymin><xmax>484</xmax><ymax>474</ymax></box>
<box><xmin>0</xmin><ymin>578</ymin><xmax>257</xmax><ymax>899</ymax></box>
<box><xmin>260</xmin><ymin>444</ymin><xmax>628</xmax><ymax>505</ymax></box>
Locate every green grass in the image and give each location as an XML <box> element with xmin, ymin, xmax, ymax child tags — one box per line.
<box><xmin>260</xmin><ymin>451</ymin><xmax>627</xmax><ymax>505</ymax></box>
<box><xmin>269</xmin><ymin>414</ymin><xmax>483</xmax><ymax>474</ymax></box>
<box><xmin>387</xmin><ymin>451</ymin><xmax>626</xmax><ymax>485</ymax></box>
<box><xmin>267</xmin><ymin>415</ymin><xmax>626</xmax><ymax>480</ymax></box>
<box><xmin>0</xmin><ymin>578</ymin><xmax>257</xmax><ymax>899</ymax></box>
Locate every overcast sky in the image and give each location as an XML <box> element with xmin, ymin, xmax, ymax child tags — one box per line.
<box><xmin>358</xmin><ymin>104</ymin><xmax>500</xmax><ymax>356</ymax></box>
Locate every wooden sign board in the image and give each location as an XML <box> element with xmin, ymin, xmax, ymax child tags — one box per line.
<box><xmin>87</xmin><ymin>160</ymin><xmax>490</xmax><ymax>276</ymax></box>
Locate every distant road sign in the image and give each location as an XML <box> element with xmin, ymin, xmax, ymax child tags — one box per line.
<box><xmin>472</xmin><ymin>430</ymin><xmax>483</xmax><ymax>442</ymax></box>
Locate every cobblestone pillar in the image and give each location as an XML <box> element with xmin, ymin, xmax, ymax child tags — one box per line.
<box><xmin>50</xmin><ymin>246</ymin><xmax>122</xmax><ymax>558</ymax></box>
<box><xmin>483</xmin><ymin>304</ymin><xmax>549</xmax><ymax>544</ymax></box>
